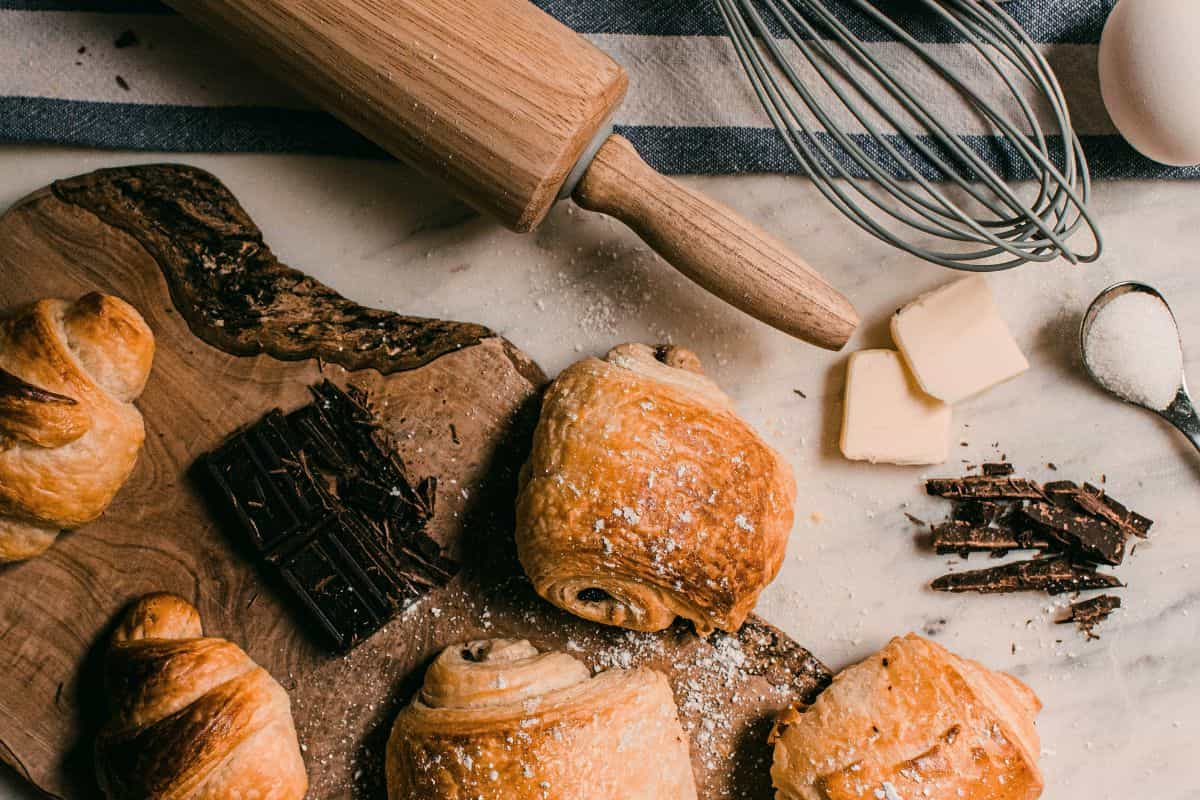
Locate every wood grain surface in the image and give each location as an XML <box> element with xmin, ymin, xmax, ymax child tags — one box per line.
<box><xmin>0</xmin><ymin>165</ymin><xmax>830</xmax><ymax>800</ymax></box>
<box><xmin>574</xmin><ymin>135</ymin><xmax>860</xmax><ymax>351</ymax></box>
<box><xmin>165</xmin><ymin>0</ymin><xmax>628</xmax><ymax>232</ymax></box>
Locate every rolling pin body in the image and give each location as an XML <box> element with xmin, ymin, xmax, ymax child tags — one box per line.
<box><xmin>166</xmin><ymin>0</ymin><xmax>858</xmax><ymax>349</ymax></box>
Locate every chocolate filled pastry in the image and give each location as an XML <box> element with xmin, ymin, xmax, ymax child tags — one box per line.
<box><xmin>385</xmin><ymin>639</ymin><xmax>696</xmax><ymax>799</ymax></box>
<box><xmin>516</xmin><ymin>343</ymin><xmax>795</xmax><ymax>634</ymax></box>
<box><xmin>95</xmin><ymin>593</ymin><xmax>308</xmax><ymax>800</ymax></box>
<box><xmin>0</xmin><ymin>293</ymin><xmax>154</xmax><ymax>562</ymax></box>
<box><xmin>771</xmin><ymin>634</ymin><xmax>1043</xmax><ymax>800</ymax></box>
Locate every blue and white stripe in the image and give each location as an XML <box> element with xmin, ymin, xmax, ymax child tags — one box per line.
<box><xmin>1</xmin><ymin>0</ymin><xmax>1196</xmax><ymax>179</ymax></box>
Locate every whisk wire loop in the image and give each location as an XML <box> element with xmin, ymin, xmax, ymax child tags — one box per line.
<box><xmin>715</xmin><ymin>0</ymin><xmax>1102</xmax><ymax>270</ymax></box>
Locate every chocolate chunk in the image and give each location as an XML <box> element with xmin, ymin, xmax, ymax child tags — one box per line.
<box><xmin>1040</xmin><ymin>482</ymin><xmax>1152</xmax><ymax>539</ymax></box>
<box><xmin>205</xmin><ymin>380</ymin><xmax>448</xmax><ymax>652</ymax></box>
<box><xmin>1077</xmin><ymin>483</ymin><xmax>1153</xmax><ymax>539</ymax></box>
<box><xmin>1022</xmin><ymin>502</ymin><xmax>1126</xmax><ymax>566</ymax></box>
<box><xmin>1057</xmin><ymin>595</ymin><xmax>1121</xmax><ymax>639</ymax></box>
<box><xmin>981</xmin><ymin>462</ymin><xmax>1014</xmax><ymax>476</ymax></box>
<box><xmin>931</xmin><ymin>521</ymin><xmax>1051</xmax><ymax>557</ymax></box>
<box><xmin>930</xmin><ymin>556</ymin><xmax>1122</xmax><ymax>595</ymax></box>
<box><xmin>1043</xmin><ymin>480</ymin><xmax>1080</xmax><ymax>508</ymax></box>
<box><xmin>925</xmin><ymin>475</ymin><xmax>1044</xmax><ymax>501</ymax></box>
<box><xmin>950</xmin><ymin>500</ymin><xmax>1002</xmax><ymax>527</ymax></box>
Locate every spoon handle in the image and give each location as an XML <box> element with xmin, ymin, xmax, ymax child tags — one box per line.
<box><xmin>1161</xmin><ymin>389</ymin><xmax>1200</xmax><ymax>453</ymax></box>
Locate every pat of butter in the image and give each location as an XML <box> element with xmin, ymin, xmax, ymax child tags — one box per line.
<box><xmin>891</xmin><ymin>276</ymin><xmax>1029</xmax><ymax>404</ymax></box>
<box><xmin>840</xmin><ymin>349</ymin><xmax>950</xmax><ymax>466</ymax></box>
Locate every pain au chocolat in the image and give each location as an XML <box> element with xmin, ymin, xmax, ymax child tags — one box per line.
<box><xmin>515</xmin><ymin>343</ymin><xmax>795</xmax><ymax>634</ymax></box>
<box><xmin>385</xmin><ymin>638</ymin><xmax>696</xmax><ymax>799</ymax></box>
<box><xmin>771</xmin><ymin>634</ymin><xmax>1043</xmax><ymax>800</ymax></box>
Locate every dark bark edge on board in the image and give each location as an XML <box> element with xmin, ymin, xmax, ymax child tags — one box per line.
<box><xmin>49</xmin><ymin>163</ymin><xmax>500</xmax><ymax>376</ymax></box>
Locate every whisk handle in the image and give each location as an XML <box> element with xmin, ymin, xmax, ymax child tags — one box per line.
<box><xmin>573</xmin><ymin>135</ymin><xmax>857</xmax><ymax>350</ymax></box>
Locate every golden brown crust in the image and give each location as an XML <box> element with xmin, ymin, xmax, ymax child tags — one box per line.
<box><xmin>95</xmin><ymin>594</ymin><xmax>308</xmax><ymax>800</ymax></box>
<box><xmin>386</xmin><ymin>639</ymin><xmax>697</xmax><ymax>800</ymax></box>
<box><xmin>770</xmin><ymin>634</ymin><xmax>1043</xmax><ymax>800</ymax></box>
<box><xmin>515</xmin><ymin>344</ymin><xmax>795</xmax><ymax>634</ymax></box>
<box><xmin>0</xmin><ymin>293</ymin><xmax>154</xmax><ymax>561</ymax></box>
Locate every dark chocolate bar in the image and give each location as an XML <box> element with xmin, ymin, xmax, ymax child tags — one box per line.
<box><xmin>1022</xmin><ymin>502</ymin><xmax>1127</xmax><ymax>566</ymax></box>
<box><xmin>931</xmin><ymin>520</ymin><xmax>1051</xmax><ymax>557</ymax></box>
<box><xmin>925</xmin><ymin>475</ymin><xmax>1045</xmax><ymax>501</ymax></box>
<box><xmin>930</xmin><ymin>556</ymin><xmax>1122</xmax><ymax>595</ymax></box>
<box><xmin>206</xmin><ymin>380</ymin><xmax>449</xmax><ymax>652</ymax></box>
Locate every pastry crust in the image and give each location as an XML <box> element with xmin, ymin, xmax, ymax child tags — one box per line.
<box><xmin>516</xmin><ymin>344</ymin><xmax>795</xmax><ymax>634</ymax></box>
<box><xmin>386</xmin><ymin>639</ymin><xmax>697</xmax><ymax>800</ymax></box>
<box><xmin>0</xmin><ymin>293</ymin><xmax>154</xmax><ymax>561</ymax></box>
<box><xmin>95</xmin><ymin>593</ymin><xmax>308</xmax><ymax>800</ymax></box>
<box><xmin>770</xmin><ymin>634</ymin><xmax>1043</xmax><ymax>800</ymax></box>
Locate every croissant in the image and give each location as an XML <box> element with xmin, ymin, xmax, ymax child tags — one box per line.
<box><xmin>0</xmin><ymin>293</ymin><xmax>154</xmax><ymax>562</ymax></box>
<box><xmin>386</xmin><ymin>638</ymin><xmax>697</xmax><ymax>799</ymax></box>
<box><xmin>95</xmin><ymin>593</ymin><xmax>308</xmax><ymax>800</ymax></box>
<box><xmin>770</xmin><ymin>633</ymin><xmax>1043</xmax><ymax>800</ymax></box>
<box><xmin>516</xmin><ymin>343</ymin><xmax>795</xmax><ymax>634</ymax></box>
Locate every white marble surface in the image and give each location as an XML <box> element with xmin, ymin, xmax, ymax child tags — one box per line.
<box><xmin>1</xmin><ymin>146</ymin><xmax>1199</xmax><ymax>798</ymax></box>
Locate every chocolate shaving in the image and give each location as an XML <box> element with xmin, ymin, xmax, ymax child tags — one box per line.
<box><xmin>1022</xmin><ymin>502</ymin><xmax>1126</xmax><ymax>566</ymax></box>
<box><xmin>1057</xmin><ymin>595</ymin><xmax>1121</xmax><ymax>639</ymax></box>
<box><xmin>981</xmin><ymin>462</ymin><xmax>1014</xmax><ymax>476</ymax></box>
<box><xmin>925</xmin><ymin>475</ymin><xmax>1044</xmax><ymax>501</ymax></box>
<box><xmin>931</xmin><ymin>556</ymin><xmax>1122</xmax><ymax>595</ymax></box>
<box><xmin>931</xmin><ymin>520</ymin><xmax>1050</xmax><ymax>557</ymax></box>
<box><xmin>204</xmin><ymin>380</ymin><xmax>449</xmax><ymax>652</ymax></box>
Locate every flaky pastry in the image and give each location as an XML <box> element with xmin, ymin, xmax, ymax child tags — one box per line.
<box><xmin>386</xmin><ymin>638</ymin><xmax>697</xmax><ymax>799</ymax></box>
<box><xmin>771</xmin><ymin>633</ymin><xmax>1043</xmax><ymax>800</ymax></box>
<box><xmin>95</xmin><ymin>593</ymin><xmax>308</xmax><ymax>800</ymax></box>
<box><xmin>0</xmin><ymin>293</ymin><xmax>153</xmax><ymax>561</ymax></box>
<box><xmin>516</xmin><ymin>344</ymin><xmax>795</xmax><ymax>634</ymax></box>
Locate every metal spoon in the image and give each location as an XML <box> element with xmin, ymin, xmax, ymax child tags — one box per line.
<box><xmin>1081</xmin><ymin>281</ymin><xmax>1200</xmax><ymax>452</ymax></box>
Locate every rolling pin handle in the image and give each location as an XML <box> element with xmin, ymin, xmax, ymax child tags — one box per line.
<box><xmin>572</xmin><ymin>134</ymin><xmax>859</xmax><ymax>351</ymax></box>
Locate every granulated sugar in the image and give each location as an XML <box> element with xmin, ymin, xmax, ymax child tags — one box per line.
<box><xmin>1085</xmin><ymin>290</ymin><xmax>1183</xmax><ymax>410</ymax></box>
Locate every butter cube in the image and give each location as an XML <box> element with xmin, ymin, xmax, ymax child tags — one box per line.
<box><xmin>891</xmin><ymin>276</ymin><xmax>1029</xmax><ymax>404</ymax></box>
<box><xmin>840</xmin><ymin>349</ymin><xmax>951</xmax><ymax>465</ymax></box>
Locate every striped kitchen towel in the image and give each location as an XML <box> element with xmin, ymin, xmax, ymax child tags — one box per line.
<box><xmin>1</xmin><ymin>0</ymin><xmax>1196</xmax><ymax>179</ymax></box>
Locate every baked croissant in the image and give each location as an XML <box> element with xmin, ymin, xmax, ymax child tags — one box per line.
<box><xmin>386</xmin><ymin>638</ymin><xmax>697</xmax><ymax>799</ymax></box>
<box><xmin>516</xmin><ymin>343</ymin><xmax>795</xmax><ymax>634</ymax></box>
<box><xmin>0</xmin><ymin>293</ymin><xmax>154</xmax><ymax>562</ymax></box>
<box><xmin>771</xmin><ymin>633</ymin><xmax>1043</xmax><ymax>800</ymax></box>
<box><xmin>95</xmin><ymin>593</ymin><xmax>308</xmax><ymax>800</ymax></box>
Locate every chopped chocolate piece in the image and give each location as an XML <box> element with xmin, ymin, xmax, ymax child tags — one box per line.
<box><xmin>1022</xmin><ymin>503</ymin><xmax>1126</xmax><ymax>566</ymax></box>
<box><xmin>1077</xmin><ymin>483</ymin><xmax>1153</xmax><ymax>539</ymax></box>
<box><xmin>931</xmin><ymin>520</ymin><xmax>1051</xmax><ymax>557</ymax></box>
<box><xmin>930</xmin><ymin>556</ymin><xmax>1122</xmax><ymax>595</ymax></box>
<box><xmin>950</xmin><ymin>500</ymin><xmax>1002</xmax><ymax>527</ymax></box>
<box><xmin>1043</xmin><ymin>480</ymin><xmax>1080</xmax><ymax>508</ymax></box>
<box><xmin>981</xmin><ymin>462</ymin><xmax>1014</xmax><ymax>476</ymax></box>
<box><xmin>925</xmin><ymin>475</ymin><xmax>1044</xmax><ymax>501</ymax></box>
<box><xmin>1057</xmin><ymin>595</ymin><xmax>1121</xmax><ymax>639</ymax></box>
<box><xmin>205</xmin><ymin>380</ymin><xmax>448</xmax><ymax>652</ymax></box>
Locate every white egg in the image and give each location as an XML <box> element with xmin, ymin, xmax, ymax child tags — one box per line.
<box><xmin>1099</xmin><ymin>0</ymin><xmax>1200</xmax><ymax>166</ymax></box>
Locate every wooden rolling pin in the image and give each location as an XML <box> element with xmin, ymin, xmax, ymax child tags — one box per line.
<box><xmin>166</xmin><ymin>0</ymin><xmax>859</xmax><ymax>349</ymax></box>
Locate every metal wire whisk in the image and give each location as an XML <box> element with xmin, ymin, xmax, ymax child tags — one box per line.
<box><xmin>715</xmin><ymin>0</ymin><xmax>1102</xmax><ymax>270</ymax></box>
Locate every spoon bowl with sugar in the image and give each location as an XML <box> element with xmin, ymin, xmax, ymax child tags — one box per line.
<box><xmin>1081</xmin><ymin>281</ymin><xmax>1200</xmax><ymax>452</ymax></box>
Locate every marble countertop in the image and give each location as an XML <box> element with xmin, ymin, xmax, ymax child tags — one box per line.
<box><xmin>1</xmin><ymin>145</ymin><xmax>1197</xmax><ymax>798</ymax></box>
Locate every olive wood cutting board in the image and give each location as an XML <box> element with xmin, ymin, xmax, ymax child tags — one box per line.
<box><xmin>0</xmin><ymin>165</ymin><xmax>830</xmax><ymax>800</ymax></box>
